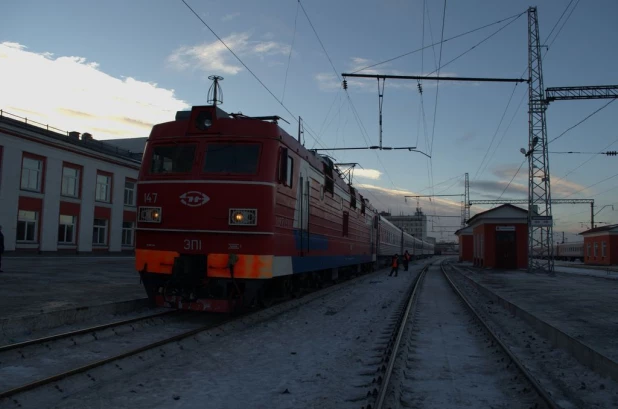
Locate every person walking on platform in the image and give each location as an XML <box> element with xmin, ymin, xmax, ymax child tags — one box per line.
<box><xmin>403</xmin><ymin>250</ymin><xmax>410</xmax><ymax>271</ymax></box>
<box><xmin>0</xmin><ymin>225</ymin><xmax>4</xmax><ymax>272</ymax></box>
<box><xmin>389</xmin><ymin>254</ymin><xmax>399</xmax><ymax>277</ymax></box>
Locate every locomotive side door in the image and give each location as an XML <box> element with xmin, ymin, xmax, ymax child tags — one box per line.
<box><xmin>298</xmin><ymin>175</ymin><xmax>310</xmax><ymax>255</ymax></box>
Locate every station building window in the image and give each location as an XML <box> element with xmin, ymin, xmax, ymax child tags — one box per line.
<box><xmin>122</xmin><ymin>221</ymin><xmax>135</xmax><ymax>246</ymax></box>
<box><xmin>124</xmin><ymin>180</ymin><xmax>136</xmax><ymax>206</ymax></box>
<box><xmin>95</xmin><ymin>173</ymin><xmax>112</xmax><ymax>203</ymax></box>
<box><xmin>21</xmin><ymin>156</ymin><xmax>43</xmax><ymax>192</ymax></box>
<box><xmin>58</xmin><ymin>215</ymin><xmax>76</xmax><ymax>244</ymax></box>
<box><xmin>594</xmin><ymin>242</ymin><xmax>598</xmax><ymax>257</ymax></box>
<box><xmin>93</xmin><ymin>218</ymin><xmax>108</xmax><ymax>245</ymax></box>
<box><xmin>61</xmin><ymin>166</ymin><xmax>80</xmax><ymax>197</ymax></box>
<box><xmin>17</xmin><ymin>210</ymin><xmax>38</xmax><ymax>242</ymax></box>
<box><xmin>601</xmin><ymin>241</ymin><xmax>606</xmax><ymax>257</ymax></box>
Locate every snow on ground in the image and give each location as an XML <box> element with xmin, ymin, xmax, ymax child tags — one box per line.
<box><xmin>388</xmin><ymin>265</ymin><xmax>538</xmax><ymax>409</ymax></box>
<box><xmin>0</xmin><ymin>257</ymin><xmax>142</xmax><ymax>319</ymax></box>
<box><xmin>555</xmin><ymin>266</ymin><xmax>618</xmax><ymax>280</ymax></box>
<box><xmin>51</xmin><ymin>263</ymin><xmax>427</xmax><ymax>409</ymax></box>
<box><xmin>449</xmin><ymin>268</ymin><xmax>618</xmax><ymax>408</ymax></box>
<box><xmin>453</xmin><ymin>266</ymin><xmax>618</xmax><ymax>363</ymax></box>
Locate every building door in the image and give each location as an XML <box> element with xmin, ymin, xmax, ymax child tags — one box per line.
<box><xmin>495</xmin><ymin>231</ymin><xmax>517</xmax><ymax>269</ymax></box>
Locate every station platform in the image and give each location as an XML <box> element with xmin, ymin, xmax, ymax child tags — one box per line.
<box><xmin>455</xmin><ymin>262</ymin><xmax>618</xmax><ymax>363</ymax></box>
<box><xmin>0</xmin><ymin>255</ymin><xmax>144</xmax><ymax>319</ymax></box>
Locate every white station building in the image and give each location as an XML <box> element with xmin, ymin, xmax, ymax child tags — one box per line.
<box><xmin>0</xmin><ymin>110</ymin><xmax>143</xmax><ymax>253</ymax></box>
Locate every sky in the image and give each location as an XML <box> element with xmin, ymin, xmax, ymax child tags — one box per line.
<box><xmin>1</xmin><ymin>0</ymin><xmax>617</xmax><ymax>242</ymax></box>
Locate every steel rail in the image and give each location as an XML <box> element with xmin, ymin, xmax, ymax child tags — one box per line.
<box><xmin>442</xmin><ymin>261</ymin><xmax>560</xmax><ymax>409</ymax></box>
<box><xmin>0</xmin><ymin>310</ymin><xmax>176</xmax><ymax>353</ymax></box>
<box><xmin>373</xmin><ymin>263</ymin><xmax>430</xmax><ymax>409</ymax></box>
<box><xmin>0</xmin><ymin>265</ymin><xmax>390</xmax><ymax>402</ymax></box>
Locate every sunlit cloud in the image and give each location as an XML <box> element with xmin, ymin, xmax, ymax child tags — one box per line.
<box><xmin>0</xmin><ymin>42</ymin><xmax>189</xmax><ymax>140</ymax></box>
<box><xmin>469</xmin><ymin>163</ymin><xmax>590</xmax><ymax>200</ymax></box>
<box><xmin>168</xmin><ymin>32</ymin><xmax>290</xmax><ymax>75</ymax></box>
<box><xmin>353</xmin><ymin>168</ymin><xmax>382</xmax><ymax>180</ymax></box>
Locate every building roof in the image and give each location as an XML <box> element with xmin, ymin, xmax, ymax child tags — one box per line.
<box><xmin>0</xmin><ymin>111</ymin><xmax>143</xmax><ymax>163</ymax></box>
<box><xmin>466</xmin><ymin>203</ymin><xmax>528</xmax><ymax>226</ymax></box>
<box><xmin>454</xmin><ymin>225</ymin><xmax>473</xmax><ymax>236</ymax></box>
<box><xmin>103</xmin><ymin>137</ymin><xmax>149</xmax><ymax>154</ymax></box>
<box><xmin>579</xmin><ymin>224</ymin><xmax>618</xmax><ymax>235</ymax></box>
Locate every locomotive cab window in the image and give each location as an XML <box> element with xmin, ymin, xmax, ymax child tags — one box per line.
<box><xmin>203</xmin><ymin>143</ymin><xmax>260</xmax><ymax>174</ymax></box>
<box><xmin>150</xmin><ymin>144</ymin><xmax>196</xmax><ymax>174</ymax></box>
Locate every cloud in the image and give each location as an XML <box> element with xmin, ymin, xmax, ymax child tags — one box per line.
<box><xmin>355</xmin><ymin>183</ymin><xmax>467</xmax><ymax>238</ymax></box>
<box><xmin>168</xmin><ymin>32</ymin><xmax>290</xmax><ymax>75</ymax></box>
<box><xmin>0</xmin><ymin>42</ymin><xmax>189</xmax><ymax>140</ymax></box>
<box><xmin>221</xmin><ymin>12</ymin><xmax>240</xmax><ymax>22</ymax></box>
<box><xmin>352</xmin><ymin>168</ymin><xmax>382</xmax><ymax>180</ymax></box>
<box><xmin>468</xmin><ymin>163</ymin><xmax>591</xmax><ymax>200</ymax></box>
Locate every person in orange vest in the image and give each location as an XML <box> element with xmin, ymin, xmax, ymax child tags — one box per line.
<box><xmin>389</xmin><ymin>254</ymin><xmax>399</xmax><ymax>277</ymax></box>
<box><xmin>403</xmin><ymin>250</ymin><xmax>410</xmax><ymax>271</ymax></box>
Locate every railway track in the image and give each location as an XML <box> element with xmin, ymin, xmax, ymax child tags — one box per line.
<box><xmin>0</xmin><ymin>264</ymin><xmax>401</xmax><ymax>409</ymax></box>
<box><xmin>0</xmin><ymin>309</ymin><xmax>213</xmax><ymax>402</ymax></box>
<box><xmin>362</xmin><ymin>259</ymin><xmax>560</xmax><ymax>409</ymax></box>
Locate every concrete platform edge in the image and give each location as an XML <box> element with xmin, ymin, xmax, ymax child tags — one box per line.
<box><xmin>1</xmin><ymin>298</ymin><xmax>149</xmax><ymax>340</ymax></box>
<box><xmin>452</xmin><ymin>266</ymin><xmax>618</xmax><ymax>384</ymax></box>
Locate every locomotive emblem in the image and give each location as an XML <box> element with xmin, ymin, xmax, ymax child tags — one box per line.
<box><xmin>179</xmin><ymin>191</ymin><xmax>210</xmax><ymax>207</ymax></box>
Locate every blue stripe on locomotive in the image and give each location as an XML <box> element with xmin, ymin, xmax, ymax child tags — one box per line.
<box><xmin>291</xmin><ymin>255</ymin><xmax>374</xmax><ymax>274</ymax></box>
<box><xmin>293</xmin><ymin>230</ymin><xmax>329</xmax><ymax>251</ymax></box>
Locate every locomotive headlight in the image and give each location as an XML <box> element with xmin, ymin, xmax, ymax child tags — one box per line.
<box><xmin>229</xmin><ymin>208</ymin><xmax>257</xmax><ymax>226</ymax></box>
<box><xmin>139</xmin><ymin>207</ymin><xmax>162</xmax><ymax>223</ymax></box>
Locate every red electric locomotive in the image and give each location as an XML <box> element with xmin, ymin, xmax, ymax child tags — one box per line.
<box><xmin>135</xmin><ymin>84</ymin><xmax>378</xmax><ymax>312</ymax></box>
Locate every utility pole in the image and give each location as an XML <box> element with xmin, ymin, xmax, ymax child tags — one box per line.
<box><xmin>464</xmin><ymin>172</ymin><xmax>470</xmax><ymax>225</ymax></box>
<box><xmin>527</xmin><ymin>7</ymin><xmax>554</xmax><ymax>274</ymax></box>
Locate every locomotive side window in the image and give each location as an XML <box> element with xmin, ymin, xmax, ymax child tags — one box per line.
<box><xmin>150</xmin><ymin>144</ymin><xmax>196</xmax><ymax>174</ymax></box>
<box><xmin>203</xmin><ymin>143</ymin><xmax>260</xmax><ymax>174</ymax></box>
<box><xmin>278</xmin><ymin>148</ymin><xmax>293</xmax><ymax>187</ymax></box>
<box><xmin>286</xmin><ymin>156</ymin><xmax>294</xmax><ymax>187</ymax></box>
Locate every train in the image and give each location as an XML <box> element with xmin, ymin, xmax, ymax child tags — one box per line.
<box><xmin>135</xmin><ymin>97</ymin><xmax>434</xmax><ymax>313</ymax></box>
<box><xmin>532</xmin><ymin>242</ymin><xmax>584</xmax><ymax>262</ymax></box>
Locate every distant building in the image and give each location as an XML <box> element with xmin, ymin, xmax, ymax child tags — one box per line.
<box><xmin>0</xmin><ymin>110</ymin><xmax>141</xmax><ymax>253</ymax></box>
<box><xmin>578</xmin><ymin>224</ymin><xmax>618</xmax><ymax>266</ymax></box>
<box><xmin>383</xmin><ymin>208</ymin><xmax>428</xmax><ymax>240</ymax></box>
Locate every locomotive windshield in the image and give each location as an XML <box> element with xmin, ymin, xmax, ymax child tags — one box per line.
<box><xmin>150</xmin><ymin>144</ymin><xmax>196</xmax><ymax>174</ymax></box>
<box><xmin>202</xmin><ymin>143</ymin><xmax>260</xmax><ymax>174</ymax></box>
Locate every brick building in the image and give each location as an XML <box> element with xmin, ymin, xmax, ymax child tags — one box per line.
<box><xmin>579</xmin><ymin>224</ymin><xmax>618</xmax><ymax>265</ymax></box>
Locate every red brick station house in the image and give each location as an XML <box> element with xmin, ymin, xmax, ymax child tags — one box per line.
<box><xmin>456</xmin><ymin>204</ymin><xmax>529</xmax><ymax>270</ymax></box>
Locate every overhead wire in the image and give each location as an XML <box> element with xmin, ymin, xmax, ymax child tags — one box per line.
<box><xmin>546</xmin><ymin>0</ymin><xmax>581</xmax><ymax>51</ymax></box>
<box><xmin>179</xmin><ymin>0</ymin><xmax>330</xmax><ymax>152</ymax></box>
<box><xmin>281</xmin><ymin>0</ymin><xmax>300</xmax><ymax>103</ymax></box>
<box><xmin>298</xmin><ymin>0</ymin><xmax>400</xmax><ymax>194</ymax></box>
<box><xmin>495</xmin><ymin>158</ymin><xmax>526</xmax><ymax>203</ymax></box>
<box><xmin>351</xmin><ymin>10</ymin><xmax>527</xmax><ymax>74</ymax></box>
<box><xmin>548</xmin><ymin>99</ymin><xmax>616</xmax><ymax>144</ymax></box>
<box><xmin>477</xmin><ymin>85</ymin><xmax>528</xmax><ymax>178</ymax></box>
<box><xmin>473</xmin><ymin>84</ymin><xmax>520</xmax><ymax>180</ymax></box>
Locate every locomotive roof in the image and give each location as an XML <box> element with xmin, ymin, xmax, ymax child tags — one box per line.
<box><xmin>153</xmin><ymin>105</ymin><xmax>377</xmax><ymax>215</ymax></box>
